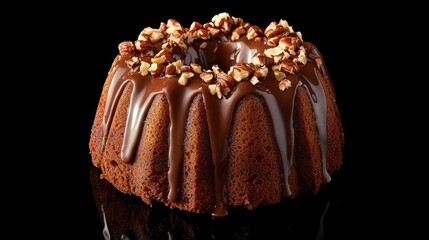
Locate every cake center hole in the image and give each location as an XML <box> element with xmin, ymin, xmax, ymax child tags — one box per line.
<box><xmin>182</xmin><ymin>40</ymin><xmax>262</xmax><ymax>72</ymax></box>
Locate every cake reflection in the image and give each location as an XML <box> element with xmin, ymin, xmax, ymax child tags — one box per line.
<box><xmin>90</xmin><ymin>167</ymin><xmax>340</xmax><ymax>240</ymax></box>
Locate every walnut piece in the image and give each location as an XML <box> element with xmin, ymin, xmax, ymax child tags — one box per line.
<box><xmin>200</xmin><ymin>71</ymin><xmax>214</xmax><ymax>83</ymax></box>
<box><xmin>178</xmin><ymin>72</ymin><xmax>194</xmax><ymax>85</ymax></box>
<box><xmin>278</xmin><ymin>79</ymin><xmax>292</xmax><ymax>91</ymax></box>
<box><xmin>140</xmin><ymin>61</ymin><xmax>151</xmax><ymax>76</ymax></box>
<box><xmin>118</xmin><ymin>41</ymin><xmax>135</xmax><ymax>56</ymax></box>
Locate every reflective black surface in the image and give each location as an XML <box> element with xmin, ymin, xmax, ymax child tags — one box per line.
<box><xmin>88</xmin><ymin>166</ymin><xmax>349</xmax><ymax>240</ymax></box>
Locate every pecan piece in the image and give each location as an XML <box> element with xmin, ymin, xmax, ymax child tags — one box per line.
<box><xmin>118</xmin><ymin>41</ymin><xmax>135</xmax><ymax>55</ymax></box>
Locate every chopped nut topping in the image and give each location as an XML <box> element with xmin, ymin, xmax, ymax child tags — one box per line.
<box><xmin>208</xmin><ymin>27</ymin><xmax>220</xmax><ymax>37</ymax></box>
<box><xmin>166</xmin><ymin>19</ymin><xmax>183</xmax><ymax>34</ymax></box>
<box><xmin>272</xmin><ymin>64</ymin><xmax>282</xmax><ymax>71</ymax></box>
<box><xmin>149</xmin><ymin>63</ymin><xmax>164</xmax><ymax>76</ymax></box>
<box><xmin>134</xmin><ymin>40</ymin><xmax>153</xmax><ymax>52</ymax></box>
<box><xmin>279</xmin><ymin>37</ymin><xmax>300</xmax><ymax>51</ymax></box>
<box><xmin>150</xmin><ymin>30</ymin><xmax>164</xmax><ymax>43</ymax></box>
<box><xmin>189</xmin><ymin>21</ymin><xmax>203</xmax><ymax>31</ymax></box>
<box><xmin>196</xmin><ymin>29</ymin><xmax>210</xmax><ymax>40</ymax></box>
<box><xmin>274</xmin><ymin>71</ymin><xmax>286</xmax><ymax>81</ymax></box>
<box><xmin>212</xmin><ymin>65</ymin><xmax>222</xmax><ymax>75</ymax></box>
<box><xmin>264</xmin><ymin>22</ymin><xmax>286</xmax><ymax>38</ymax></box>
<box><xmin>161</xmin><ymin>42</ymin><xmax>173</xmax><ymax>52</ymax></box>
<box><xmin>215</xmin><ymin>84</ymin><xmax>222</xmax><ymax>99</ymax></box>
<box><xmin>264</xmin><ymin>47</ymin><xmax>284</xmax><ymax>58</ymax></box>
<box><xmin>151</xmin><ymin>55</ymin><xmax>166</xmax><ymax>64</ymax></box>
<box><xmin>208</xmin><ymin>84</ymin><xmax>217</xmax><ymax>95</ymax></box>
<box><xmin>190</xmin><ymin>63</ymin><xmax>202</xmax><ymax>74</ymax></box>
<box><xmin>295</xmin><ymin>47</ymin><xmax>307</xmax><ymax>65</ymax></box>
<box><xmin>232</xmin><ymin>16</ymin><xmax>243</xmax><ymax>26</ymax></box>
<box><xmin>250</xmin><ymin>76</ymin><xmax>260</xmax><ymax>86</ymax></box>
<box><xmin>296</xmin><ymin>31</ymin><xmax>303</xmax><ymax>41</ymax></box>
<box><xmin>246</xmin><ymin>26</ymin><xmax>262</xmax><ymax>40</ymax></box>
<box><xmin>267</xmin><ymin>36</ymin><xmax>281</xmax><ymax>47</ymax></box>
<box><xmin>252</xmin><ymin>54</ymin><xmax>265</xmax><ymax>66</ymax></box>
<box><xmin>165</xmin><ymin>63</ymin><xmax>177</xmax><ymax>76</ymax></box>
<box><xmin>120</xmin><ymin>13</ymin><xmax>314</xmax><ymax>98</ymax></box>
<box><xmin>172</xmin><ymin>60</ymin><xmax>183</xmax><ymax>74</ymax></box>
<box><xmin>278</xmin><ymin>79</ymin><xmax>292</xmax><ymax>91</ymax></box>
<box><xmin>140</xmin><ymin>61</ymin><xmax>151</xmax><ymax>76</ymax></box>
<box><xmin>118</xmin><ymin>41</ymin><xmax>135</xmax><ymax>56</ymax></box>
<box><xmin>200</xmin><ymin>71</ymin><xmax>214</xmax><ymax>83</ymax></box>
<box><xmin>141</xmin><ymin>27</ymin><xmax>156</xmax><ymax>36</ymax></box>
<box><xmin>178</xmin><ymin>72</ymin><xmax>194</xmax><ymax>85</ymax></box>
<box><xmin>231</xmin><ymin>62</ymin><xmax>252</xmax><ymax>81</ymax></box>
<box><xmin>180</xmin><ymin>65</ymin><xmax>192</xmax><ymax>73</ymax></box>
<box><xmin>254</xmin><ymin>66</ymin><xmax>268</xmax><ymax>78</ymax></box>
<box><xmin>125</xmin><ymin>56</ymin><xmax>140</xmax><ymax>71</ymax></box>
<box><xmin>231</xmin><ymin>26</ymin><xmax>246</xmax><ymax>41</ymax></box>
<box><xmin>281</xmin><ymin>60</ymin><xmax>295</xmax><ymax>74</ymax></box>
<box><xmin>279</xmin><ymin>19</ymin><xmax>289</xmax><ymax>28</ymax></box>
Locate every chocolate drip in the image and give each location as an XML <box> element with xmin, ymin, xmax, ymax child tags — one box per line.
<box><xmin>100</xmin><ymin>38</ymin><xmax>330</xmax><ymax>216</ymax></box>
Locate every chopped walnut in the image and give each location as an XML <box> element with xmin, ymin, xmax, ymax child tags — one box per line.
<box><xmin>178</xmin><ymin>72</ymin><xmax>194</xmax><ymax>85</ymax></box>
<box><xmin>274</xmin><ymin>71</ymin><xmax>286</xmax><ymax>81</ymax></box>
<box><xmin>250</xmin><ymin>76</ymin><xmax>260</xmax><ymax>86</ymax></box>
<box><xmin>161</xmin><ymin>42</ymin><xmax>173</xmax><ymax>52</ymax></box>
<box><xmin>278</xmin><ymin>79</ymin><xmax>292</xmax><ymax>91</ymax></box>
<box><xmin>134</xmin><ymin>40</ymin><xmax>153</xmax><ymax>52</ymax></box>
<box><xmin>246</xmin><ymin>26</ymin><xmax>262</xmax><ymax>40</ymax></box>
<box><xmin>180</xmin><ymin>65</ymin><xmax>192</xmax><ymax>73</ymax></box>
<box><xmin>264</xmin><ymin>47</ymin><xmax>284</xmax><ymax>58</ymax></box>
<box><xmin>196</xmin><ymin>29</ymin><xmax>210</xmax><ymax>40</ymax></box>
<box><xmin>208</xmin><ymin>84</ymin><xmax>217</xmax><ymax>96</ymax></box>
<box><xmin>267</xmin><ymin>36</ymin><xmax>281</xmax><ymax>47</ymax></box>
<box><xmin>190</xmin><ymin>63</ymin><xmax>202</xmax><ymax>74</ymax></box>
<box><xmin>150</xmin><ymin>30</ymin><xmax>164</xmax><ymax>43</ymax></box>
<box><xmin>254</xmin><ymin>66</ymin><xmax>268</xmax><ymax>78</ymax></box>
<box><xmin>166</xmin><ymin>19</ymin><xmax>183</xmax><ymax>34</ymax></box>
<box><xmin>165</xmin><ymin>63</ymin><xmax>177</xmax><ymax>76</ymax></box>
<box><xmin>118</xmin><ymin>41</ymin><xmax>135</xmax><ymax>56</ymax></box>
<box><xmin>140</xmin><ymin>61</ymin><xmax>151</xmax><ymax>76</ymax></box>
<box><xmin>281</xmin><ymin>60</ymin><xmax>295</xmax><ymax>73</ymax></box>
<box><xmin>189</xmin><ymin>21</ymin><xmax>203</xmax><ymax>31</ymax></box>
<box><xmin>231</xmin><ymin>62</ymin><xmax>252</xmax><ymax>81</ymax></box>
<box><xmin>216</xmin><ymin>72</ymin><xmax>235</xmax><ymax>98</ymax></box>
<box><xmin>279</xmin><ymin>37</ymin><xmax>299</xmax><ymax>51</ymax></box>
<box><xmin>151</xmin><ymin>55</ymin><xmax>166</xmax><ymax>64</ymax></box>
<box><xmin>149</xmin><ymin>63</ymin><xmax>164</xmax><ymax>76</ymax></box>
<box><xmin>200</xmin><ymin>71</ymin><xmax>214</xmax><ymax>83</ymax></box>
<box><xmin>125</xmin><ymin>56</ymin><xmax>140</xmax><ymax>71</ymax></box>
<box><xmin>295</xmin><ymin>47</ymin><xmax>307</xmax><ymax>65</ymax></box>
<box><xmin>120</xmin><ymin>13</ymin><xmax>311</xmax><ymax>97</ymax></box>
<box><xmin>208</xmin><ymin>27</ymin><xmax>220</xmax><ymax>37</ymax></box>
<box><xmin>231</xmin><ymin>26</ymin><xmax>246</xmax><ymax>41</ymax></box>
<box><xmin>264</xmin><ymin>22</ymin><xmax>286</xmax><ymax>38</ymax></box>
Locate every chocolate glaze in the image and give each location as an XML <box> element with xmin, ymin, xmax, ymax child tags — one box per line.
<box><xmin>100</xmin><ymin>37</ymin><xmax>329</xmax><ymax>217</ymax></box>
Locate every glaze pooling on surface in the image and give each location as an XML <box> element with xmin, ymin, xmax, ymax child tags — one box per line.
<box><xmin>99</xmin><ymin>36</ymin><xmax>329</xmax><ymax>216</ymax></box>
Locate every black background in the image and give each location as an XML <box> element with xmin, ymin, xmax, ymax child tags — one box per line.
<box><xmin>11</xmin><ymin>2</ymin><xmax>410</xmax><ymax>239</ymax></box>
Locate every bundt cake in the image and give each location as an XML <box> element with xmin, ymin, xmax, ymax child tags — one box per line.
<box><xmin>89</xmin><ymin>12</ymin><xmax>344</xmax><ymax>217</ymax></box>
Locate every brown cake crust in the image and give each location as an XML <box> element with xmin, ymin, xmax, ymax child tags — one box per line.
<box><xmin>89</xmin><ymin>13</ymin><xmax>344</xmax><ymax>216</ymax></box>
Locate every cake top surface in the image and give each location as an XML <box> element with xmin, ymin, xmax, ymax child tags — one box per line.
<box><xmin>116</xmin><ymin>12</ymin><xmax>321</xmax><ymax>99</ymax></box>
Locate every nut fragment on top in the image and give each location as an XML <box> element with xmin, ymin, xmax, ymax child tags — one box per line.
<box><xmin>118</xmin><ymin>41</ymin><xmax>135</xmax><ymax>56</ymax></box>
<box><xmin>118</xmin><ymin>13</ymin><xmax>316</xmax><ymax>98</ymax></box>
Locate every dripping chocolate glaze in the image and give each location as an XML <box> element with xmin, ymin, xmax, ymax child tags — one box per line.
<box><xmin>101</xmin><ymin>38</ymin><xmax>329</xmax><ymax>217</ymax></box>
